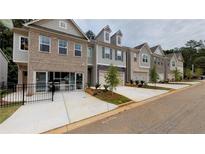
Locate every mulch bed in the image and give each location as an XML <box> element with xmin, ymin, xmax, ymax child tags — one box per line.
<box><xmin>85</xmin><ymin>88</ymin><xmax>131</xmax><ymax>105</ymax></box>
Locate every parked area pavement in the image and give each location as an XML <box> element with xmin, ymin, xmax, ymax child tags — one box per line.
<box><xmin>114</xmin><ymin>86</ymin><xmax>169</xmax><ymax>102</ymax></box>
<box><xmin>147</xmin><ymin>83</ymin><xmax>189</xmax><ymax>89</ymax></box>
<box><xmin>69</xmin><ymin>81</ymin><xmax>205</xmax><ymax>134</ymax></box>
<box><xmin>0</xmin><ymin>91</ymin><xmax>117</xmax><ymax>133</ymax></box>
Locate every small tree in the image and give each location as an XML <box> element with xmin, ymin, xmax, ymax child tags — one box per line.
<box><xmin>105</xmin><ymin>65</ymin><xmax>120</xmax><ymax>93</ymax></box>
<box><xmin>195</xmin><ymin>68</ymin><xmax>203</xmax><ymax>78</ymax></box>
<box><xmin>85</xmin><ymin>30</ymin><xmax>95</xmax><ymax>40</ymax></box>
<box><xmin>185</xmin><ymin>68</ymin><xmax>193</xmax><ymax>80</ymax></box>
<box><xmin>172</xmin><ymin>68</ymin><xmax>182</xmax><ymax>81</ymax></box>
<box><xmin>150</xmin><ymin>65</ymin><xmax>159</xmax><ymax>84</ymax></box>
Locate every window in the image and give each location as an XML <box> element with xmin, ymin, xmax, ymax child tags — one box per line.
<box><xmin>75</xmin><ymin>44</ymin><xmax>82</xmax><ymax>56</ymax></box>
<box><xmin>20</xmin><ymin>36</ymin><xmax>28</xmax><ymax>50</ymax></box>
<box><xmin>172</xmin><ymin>61</ymin><xmax>175</xmax><ymax>67</ymax></box>
<box><xmin>117</xmin><ymin>36</ymin><xmax>121</xmax><ymax>45</ymax></box>
<box><xmin>116</xmin><ymin>50</ymin><xmax>123</xmax><ymax>61</ymax></box>
<box><xmin>88</xmin><ymin>47</ymin><xmax>93</xmax><ymax>58</ymax></box>
<box><xmin>58</xmin><ymin>39</ymin><xmax>68</xmax><ymax>55</ymax></box>
<box><xmin>59</xmin><ymin>21</ymin><xmax>67</xmax><ymax>29</ymax></box>
<box><xmin>142</xmin><ymin>54</ymin><xmax>148</xmax><ymax>63</ymax></box>
<box><xmin>39</xmin><ymin>35</ymin><xmax>50</xmax><ymax>52</ymax></box>
<box><xmin>134</xmin><ymin>53</ymin><xmax>137</xmax><ymax>62</ymax></box>
<box><xmin>105</xmin><ymin>32</ymin><xmax>109</xmax><ymax>41</ymax></box>
<box><xmin>106</xmin><ymin>48</ymin><xmax>111</xmax><ymax>59</ymax></box>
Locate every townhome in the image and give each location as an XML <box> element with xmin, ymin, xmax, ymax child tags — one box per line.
<box><xmin>0</xmin><ymin>49</ymin><xmax>9</xmax><ymax>87</ymax></box>
<box><xmin>87</xmin><ymin>25</ymin><xmax>127</xmax><ymax>86</ymax></box>
<box><xmin>13</xmin><ymin>19</ymin><xmax>89</xmax><ymax>93</ymax></box>
<box><xmin>166</xmin><ymin>52</ymin><xmax>184</xmax><ymax>80</ymax></box>
<box><xmin>150</xmin><ymin>45</ymin><xmax>167</xmax><ymax>81</ymax></box>
<box><xmin>127</xmin><ymin>43</ymin><xmax>152</xmax><ymax>82</ymax></box>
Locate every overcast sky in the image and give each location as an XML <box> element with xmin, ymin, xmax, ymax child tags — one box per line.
<box><xmin>75</xmin><ymin>19</ymin><xmax>205</xmax><ymax>50</ymax></box>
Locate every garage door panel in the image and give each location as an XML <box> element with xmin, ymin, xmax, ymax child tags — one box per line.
<box><xmin>133</xmin><ymin>72</ymin><xmax>148</xmax><ymax>82</ymax></box>
<box><xmin>99</xmin><ymin>70</ymin><xmax>125</xmax><ymax>86</ymax></box>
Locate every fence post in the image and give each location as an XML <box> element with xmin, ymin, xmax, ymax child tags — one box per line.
<box><xmin>0</xmin><ymin>90</ymin><xmax>2</xmax><ymax>108</ymax></box>
<box><xmin>22</xmin><ymin>84</ymin><xmax>25</xmax><ymax>105</ymax></box>
<box><xmin>52</xmin><ymin>82</ymin><xmax>55</xmax><ymax>102</ymax></box>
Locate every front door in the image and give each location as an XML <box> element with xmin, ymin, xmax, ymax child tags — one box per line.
<box><xmin>22</xmin><ymin>71</ymin><xmax>27</xmax><ymax>84</ymax></box>
<box><xmin>36</xmin><ymin>72</ymin><xmax>47</xmax><ymax>92</ymax></box>
<box><xmin>76</xmin><ymin>73</ymin><xmax>83</xmax><ymax>90</ymax></box>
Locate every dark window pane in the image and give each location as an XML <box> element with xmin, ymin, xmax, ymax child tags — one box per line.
<box><xmin>59</xmin><ymin>47</ymin><xmax>67</xmax><ymax>54</ymax></box>
<box><xmin>75</xmin><ymin>50</ymin><xmax>81</xmax><ymax>56</ymax></box>
<box><xmin>40</xmin><ymin>44</ymin><xmax>49</xmax><ymax>52</ymax></box>
<box><xmin>20</xmin><ymin>37</ymin><xmax>28</xmax><ymax>50</ymax></box>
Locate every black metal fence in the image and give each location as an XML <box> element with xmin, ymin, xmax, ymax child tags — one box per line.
<box><xmin>0</xmin><ymin>83</ymin><xmax>54</xmax><ymax>108</ymax></box>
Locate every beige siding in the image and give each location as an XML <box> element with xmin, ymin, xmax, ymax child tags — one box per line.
<box><xmin>27</xmin><ymin>29</ymin><xmax>87</xmax><ymax>85</ymax></box>
<box><xmin>13</xmin><ymin>32</ymin><xmax>29</xmax><ymax>63</ymax></box>
<box><xmin>97</xmin><ymin>45</ymin><xmax>126</xmax><ymax>67</ymax></box>
<box><xmin>0</xmin><ymin>51</ymin><xmax>8</xmax><ymax>84</ymax></box>
<box><xmin>139</xmin><ymin>46</ymin><xmax>151</xmax><ymax>68</ymax></box>
<box><xmin>34</xmin><ymin>19</ymin><xmax>84</xmax><ymax>38</ymax></box>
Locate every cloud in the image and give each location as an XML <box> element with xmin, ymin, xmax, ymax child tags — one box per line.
<box><xmin>75</xmin><ymin>19</ymin><xmax>205</xmax><ymax>50</ymax></box>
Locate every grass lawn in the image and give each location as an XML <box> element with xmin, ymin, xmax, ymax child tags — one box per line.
<box><xmin>85</xmin><ymin>88</ymin><xmax>131</xmax><ymax>105</ymax></box>
<box><xmin>0</xmin><ymin>105</ymin><xmax>21</xmax><ymax>124</ymax></box>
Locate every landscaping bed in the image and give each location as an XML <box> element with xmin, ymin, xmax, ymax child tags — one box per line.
<box><xmin>85</xmin><ymin>88</ymin><xmax>131</xmax><ymax>105</ymax></box>
<box><xmin>0</xmin><ymin>104</ymin><xmax>21</xmax><ymax>124</ymax></box>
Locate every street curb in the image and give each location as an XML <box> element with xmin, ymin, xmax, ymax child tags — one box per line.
<box><xmin>42</xmin><ymin>82</ymin><xmax>201</xmax><ymax>134</ymax></box>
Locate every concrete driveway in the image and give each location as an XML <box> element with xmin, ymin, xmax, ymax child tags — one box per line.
<box><xmin>0</xmin><ymin>91</ymin><xmax>117</xmax><ymax>134</ymax></box>
<box><xmin>114</xmin><ymin>86</ymin><xmax>168</xmax><ymax>102</ymax></box>
<box><xmin>148</xmin><ymin>83</ymin><xmax>189</xmax><ymax>89</ymax></box>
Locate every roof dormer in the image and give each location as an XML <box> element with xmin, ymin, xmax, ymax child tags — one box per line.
<box><xmin>95</xmin><ymin>25</ymin><xmax>112</xmax><ymax>43</ymax></box>
<box><xmin>111</xmin><ymin>30</ymin><xmax>123</xmax><ymax>46</ymax></box>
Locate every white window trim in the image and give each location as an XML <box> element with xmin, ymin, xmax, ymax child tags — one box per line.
<box><xmin>142</xmin><ymin>53</ymin><xmax>149</xmax><ymax>63</ymax></box>
<box><xmin>19</xmin><ymin>36</ymin><xmax>28</xmax><ymax>52</ymax></box>
<box><xmin>105</xmin><ymin>47</ymin><xmax>111</xmax><ymax>59</ymax></box>
<box><xmin>104</xmin><ymin>31</ymin><xmax>110</xmax><ymax>43</ymax></box>
<box><xmin>134</xmin><ymin>53</ymin><xmax>137</xmax><ymax>62</ymax></box>
<box><xmin>117</xmin><ymin>36</ymin><xmax>122</xmax><ymax>46</ymax></box>
<box><xmin>74</xmin><ymin>43</ymin><xmax>82</xmax><ymax>57</ymax></box>
<box><xmin>88</xmin><ymin>47</ymin><xmax>93</xmax><ymax>58</ymax></box>
<box><xmin>139</xmin><ymin>53</ymin><xmax>150</xmax><ymax>68</ymax></box>
<box><xmin>58</xmin><ymin>39</ymin><xmax>68</xmax><ymax>55</ymax></box>
<box><xmin>39</xmin><ymin>35</ymin><xmax>51</xmax><ymax>53</ymax></box>
<box><xmin>59</xmin><ymin>21</ymin><xmax>67</xmax><ymax>29</ymax></box>
<box><xmin>116</xmin><ymin>50</ymin><xmax>122</xmax><ymax>61</ymax></box>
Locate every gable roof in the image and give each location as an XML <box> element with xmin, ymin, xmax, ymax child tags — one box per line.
<box><xmin>175</xmin><ymin>52</ymin><xmax>184</xmax><ymax>62</ymax></box>
<box><xmin>0</xmin><ymin>49</ymin><xmax>9</xmax><ymax>62</ymax></box>
<box><xmin>95</xmin><ymin>25</ymin><xmax>112</xmax><ymax>39</ymax></box>
<box><xmin>150</xmin><ymin>45</ymin><xmax>165</xmax><ymax>56</ymax></box>
<box><xmin>134</xmin><ymin>42</ymin><xmax>153</xmax><ymax>55</ymax></box>
<box><xmin>134</xmin><ymin>43</ymin><xmax>147</xmax><ymax>49</ymax></box>
<box><xmin>150</xmin><ymin>45</ymin><xmax>158</xmax><ymax>53</ymax></box>
<box><xmin>113</xmin><ymin>30</ymin><xmax>123</xmax><ymax>37</ymax></box>
<box><xmin>166</xmin><ymin>52</ymin><xmax>178</xmax><ymax>61</ymax></box>
<box><xmin>24</xmin><ymin>19</ymin><xmax>89</xmax><ymax>40</ymax></box>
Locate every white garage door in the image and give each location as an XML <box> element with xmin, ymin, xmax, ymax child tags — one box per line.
<box><xmin>158</xmin><ymin>73</ymin><xmax>164</xmax><ymax>81</ymax></box>
<box><xmin>133</xmin><ymin>72</ymin><xmax>148</xmax><ymax>82</ymax></box>
<box><xmin>99</xmin><ymin>70</ymin><xmax>125</xmax><ymax>86</ymax></box>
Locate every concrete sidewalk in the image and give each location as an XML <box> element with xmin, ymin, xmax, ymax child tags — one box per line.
<box><xmin>114</xmin><ymin>86</ymin><xmax>169</xmax><ymax>102</ymax></box>
<box><xmin>148</xmin><ymin>83</ymin><xmax>189</xmax><ymax>89</ymax></box>
<box><xmin>0</xmin><ymin>91</ymin><xmax>117</xmax><ymax>134</ymax></box>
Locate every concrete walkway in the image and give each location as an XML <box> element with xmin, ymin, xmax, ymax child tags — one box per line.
<box><xmin>114</xmin><ymin>86</ymin><xmax>168</xmax><ymax>102</ymax></box>
<box><xmin>148</xmin><ymin>83</ymin><xmax>189</xmax><ymax>89</ymax></box>
<box><xmin>0</xmin><ymin>91</ymin><xmax>117</xmax><ymax>134</ymax></box>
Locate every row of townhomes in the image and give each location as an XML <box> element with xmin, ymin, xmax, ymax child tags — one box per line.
<box><xmin>12</xmin><ymin>19</ymin><xmax>184</xmax><ymax>93</ymax></box>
